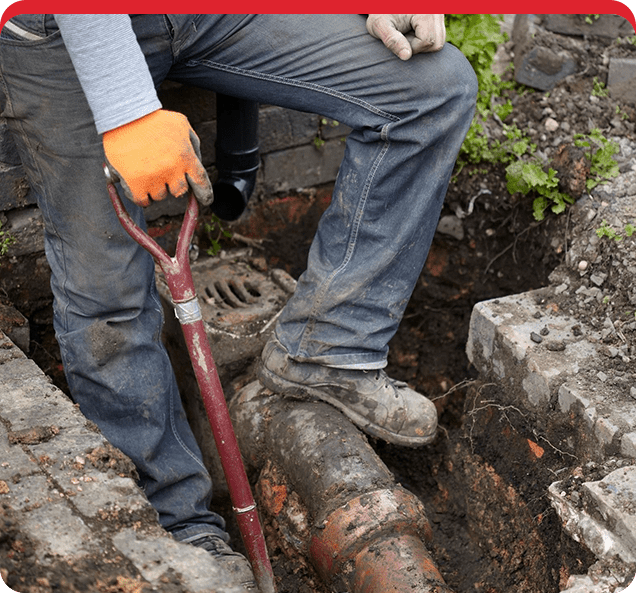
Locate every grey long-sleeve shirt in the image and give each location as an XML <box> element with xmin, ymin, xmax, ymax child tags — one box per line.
<box><xmin>54</xmin><ymin>14</ymin><xmax>162</xmax><ymax>134</ymax></box>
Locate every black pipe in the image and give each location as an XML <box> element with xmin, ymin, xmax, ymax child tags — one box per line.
<box><xmin>212</xmin><ymin>94</ymin><xmax>260</xmax><ymax>221</ymax></box>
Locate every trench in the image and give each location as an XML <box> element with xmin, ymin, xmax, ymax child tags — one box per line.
<box><xmin>20</xmin><ymin>170</ymin><xmax>596</xmax><ymax>592</ymax></box>
<box><xmin>221</xmin><ymin>175</ymin><xmax>595</xmax><ymax>593</ymax></box>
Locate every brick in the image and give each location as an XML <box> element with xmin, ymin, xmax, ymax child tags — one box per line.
<box><xmin>543</xmin><ymin>14</ymin><xmax>634</xmax><ymax>38</ymax></box>
<box><xmin>0</xmin><ymin>163</ymin><xmax>33</xmax><ymax>210</ymax></box>
<box><xmin>608</xmin><ymin>57</ymin><xmax>636</xmax><ymax>106</ymax></box>
<box><xmin>261</xmin><ymin>138</ymin><xmax>345</xmax><ymax>193</ymax></box>
<box><xmin>595</xmin><ymin>416</ymin><xmax>620</xmax><ymax>447</ymax></box>
<box><xmin>0</xmin><ymin>120</ymin><xmax>22</xmax><ymax>166</ymax></box>
<box><xmin>466</xmin><ymin>290</ymin><xmax>598</xmax><ymax>410</ymax></box>
<box><xmin>258</xmin><ymin>106</ymin><xmax>319</xmax><ymax>154</ymax></box>
<box><xmin>112</xmin><ymin>529</ymin><xmax>247</xmax><ymax>593</ymax></box>
<box><xmin>2</xmin><ymin>206</ymin><xmax>45</xmax><ymax>257</ymax></box>
<box><xmin>0</xmin><ymin>300</ymin><xmax>29</xmax><ymax>353</ymax></box>
<box><xmin>583</xmin><ymin>466</ymin><xmax>636</xmax><ymax>562</ymax></box>
<box><xmin>621</xmin><ymin>432</ymin><xmax>636</xmax><ymax>458</ymax></box>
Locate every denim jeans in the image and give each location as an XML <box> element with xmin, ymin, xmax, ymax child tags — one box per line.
<box><xmin>0</xmin><ymin>14</ymin><xmax>476</xmax><ymax>537</ymax></box>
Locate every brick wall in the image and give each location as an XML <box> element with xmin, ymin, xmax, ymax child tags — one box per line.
<box><xmin>0</xmin><ymin>80</ymin><xmax>350</xmax><ymax>246</ymax></box>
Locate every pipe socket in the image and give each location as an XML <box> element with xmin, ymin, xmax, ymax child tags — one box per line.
<box><xmin>213</xmin><ymin>94</ymin><xmax>259</xmax><ymax>221</ymax></box>
<box><xmin>229</xmin><ymin>381</ymin><xmax>454</xmax><ymax>593</ymax></box>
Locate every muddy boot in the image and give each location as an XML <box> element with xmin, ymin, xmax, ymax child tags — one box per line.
<box><xmin>257</xmin><ymin>335</ymin><xmax>438</xmax><ymax>447</ymax></box>
<box><xmin>188</xmin><ymin>534</ymin><xmax>257</xmax><ymax>591</ymax></box>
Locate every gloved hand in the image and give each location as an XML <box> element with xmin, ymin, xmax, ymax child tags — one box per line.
<box><xmin>103</xmin><ymin>109</ymin><xmax>213</xmax><ymax>207</ymax></box>
<box><xmin>366</xmin><ymin>15</ymin><xmax>446</xmax><ymax>60</ymax></box>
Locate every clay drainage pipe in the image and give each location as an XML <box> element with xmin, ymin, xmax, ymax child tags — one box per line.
<box><xmin>230</xmin><ymin>381</ymin><xmax>454</xmax><ymax>593</ymax></box>
<box><xmin>106</xmin><ymin>176</ymin><xmax>275</xmax><ymax>593</ymax></box>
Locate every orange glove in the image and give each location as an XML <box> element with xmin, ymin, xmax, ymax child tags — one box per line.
<box><xmin>103</xmin><ymin>109</ymin><xmax>213</xmax><ymax>207</ymax></box>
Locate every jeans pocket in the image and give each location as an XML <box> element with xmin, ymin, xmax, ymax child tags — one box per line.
<box><xmin>1</xmin><ymin>15</ymin><xmax>60</xmax><ymax>44</ymax></box>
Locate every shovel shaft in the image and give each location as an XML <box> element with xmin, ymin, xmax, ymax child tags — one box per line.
<box><xmin>180</xmin><ymin>317</ymin><xmax>274</xmax><ymax>593</ymax></box>
<box><xmin>106</xmin><ymin>179</ymin><xmax>275</xmax><ymax>593</ymax></box>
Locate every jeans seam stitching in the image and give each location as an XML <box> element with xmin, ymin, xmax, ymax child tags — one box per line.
<box><xmin>169</xmin><ymin>389</ymin><xmax>207</xmax><ymax>471</ymax></box>
<box><xmin>187</xmin><ymin>58</ymin><xmax>400</xmax><ymax>121</ymax></box>
<box><xmin>297</xmin><ymin>122</ymin><xmax>393</xmax><ymax>355</ymax></box>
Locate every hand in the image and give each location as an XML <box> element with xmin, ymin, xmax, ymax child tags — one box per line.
<box><xmin>103</xmin><ymin>109</ymin><xmax>213</xmax><ymax>207</ymax></box>
<box><xmin>366</xmin><ymin>15</ymin><xmax>446</xmax><ymax>60</ymax></box>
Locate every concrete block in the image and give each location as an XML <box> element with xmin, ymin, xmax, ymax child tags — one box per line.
<box><xmin>608</xmin><ymin>57</ymin><xmax>636</xmax><ymax>106</ymax></box>
<box><xmin>558</xmin><ymin>382</ymin><xmax>592</xmax><ymax>415</ymax></box>
<box><xmin>584</xmin><ymin>466</ymin><xmax>636</xmax><ymax>561</ymax></box>
<box><xmin>0</xmin><ymin>300</ymin><xmax>29</xmax><ymax>353</ymax></box>
<box><xmin>549</xmin><ymin>476</ymin><xmax>636</xmax><ymax>564</ymax></box>
<box><xmin>595</xmin><ymin>416</ymin><xmax>620</xmax><ymax>447</ymax></box>
<box><xmin>0</xmin><ymin>330</ymin><xmax>249</xmax><ymax>593</ymax></box>
<box><xmin>543</xmin><ymin>14</ymin><xmax>634</xmax><ymax>38</ymax></box>
<box><xmin>2</xmin><ymin>207</ymin><xmax>45</xmax><ymax>257</ymax></box>
<box><xmin>467</xmin><ymin>290</ymin><xmax>598</xmax><ymax>410</ymax></box>
<box><xmin>0</xmin><ymin>120</ymin><xmax>22</xmax><ymax>166</ymax></box>
<box><xmin>112</xmin><ymin>529</ymin><xmax>248</xmax><ymax>593</ymax></box>
<box><xmin>258</xmin><ymin>106</ymin><xmax>320</xmax><ymax>154</ymax></box>
<box><xmin>0</xmin><ymin>163</ymin><xmax>33</xmax><ymax>210</ymax></box>
<box><xmin>621</xmin><ymin>432</ymin><xmax>636</xmax><ymax>458</ymax></box>
<box><xmin>261</xmin><ymin>138</ymin><xmax>345</xmax><ymax>193</ymax></box>
<box><xmin>23</xmin><ymin>500</ymin><xmax>94</xmax><ymax>560</ymax></box>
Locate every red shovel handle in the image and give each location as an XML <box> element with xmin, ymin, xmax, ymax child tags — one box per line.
<box><xmin>105</xmin><ymin>173</ymin><xmax>275</xmax><ymax>593</ymax></box>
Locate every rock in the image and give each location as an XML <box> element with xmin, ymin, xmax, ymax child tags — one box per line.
<box><xmin>544</xmin><ymin>117</ymin><xmax>559</xmax><ymax>132</ymax></box>
<box><xmin>552</xmin><ymin>144</ymin><xmax>590</xmax><ymax>199</ymax></box>
<box><xmin>608</xmin><ymin>57</ymin><xmax>636</xmax><ymax>107</ymax></box>
<box><xmin>512</xmin><ymin>15</ymin><xmax>578</xmax><ymax>91</ymax></box>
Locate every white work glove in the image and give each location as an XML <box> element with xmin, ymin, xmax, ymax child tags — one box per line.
<box><xmin>366</xmin><ymin>14</ymin><xmax>446</xmax><ymax>60</ymax></box>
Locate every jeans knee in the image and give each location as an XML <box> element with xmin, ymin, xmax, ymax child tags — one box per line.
<box><xmin>436</xmin><ymin>44</ymin><xmax>478</xmax><ymax>117</ymax></box>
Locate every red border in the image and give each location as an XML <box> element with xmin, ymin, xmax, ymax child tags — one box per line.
<box><xmin>1</xmin><ymin>2</ymin><xmax>635</xmax><ymax>31</ymax></box>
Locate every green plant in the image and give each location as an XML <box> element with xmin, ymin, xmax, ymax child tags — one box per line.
<box><xmin>0</xmin><ymin>220</ymin><xmax>15</xmax><ymax>256</ymax></box>
<box><xmin>615</xmin><ymin>105</ymin><xmax>629</xmax><ymax>121</ymax></box>
<box><xmin>585</xmin><ymin>14</ymin><xmax>600</xmax><ymax>25</ymax></box>
<box><xmin>445</xmin><ymin>14</ymin><xmax>508</xmax><ymax>117</ymax></box>
<box><xmin>591</xmin><ymin>77</ymin><xmax>609</xmax><ymax>98</ymax></box>
<box><xmin>505</xmin><ymin>160</ymin><xmax>573</xmax><ymax>221</ymax></box>
<box><xmin>595</xmin><ymin>219</ymin><xmax>635</xmax><ymax>241</ymax></box>
<box><xmin>204</xmin><ymin>213</ymin><xmax>232</xmax><ymax>256</ymax></box>
<box><xmin>574</xmin><ymin>129</ymin><xmax>620</xmax><ymax>190</ymax></box>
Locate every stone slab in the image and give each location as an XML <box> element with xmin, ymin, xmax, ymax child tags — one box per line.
<box><xmin>0</xmin><ymin>333</ymin><xmax>253</xmax><ymax>592</ymax></box>
<box><xmin>608</xmin><ymin>57</ymin><xmax>636</xmax><ymax>106</ymax></box>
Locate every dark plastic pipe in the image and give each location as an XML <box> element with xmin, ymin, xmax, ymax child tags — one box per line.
<box><xmin>213</xmin><ymin>94</ymin><xmax>260</xmax><ymax>221</ymax></box>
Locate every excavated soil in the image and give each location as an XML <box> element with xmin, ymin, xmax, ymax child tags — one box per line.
<box><xmin>3</xmin><ymin>25</ymin><xmax>636</xmax><ymax>593</ymax></box>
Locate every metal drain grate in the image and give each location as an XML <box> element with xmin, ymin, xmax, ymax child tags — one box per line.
<box><xmin>204</xmin><ymin>277</ymin><xmax>261</xmax><ymax>309</ymax></box>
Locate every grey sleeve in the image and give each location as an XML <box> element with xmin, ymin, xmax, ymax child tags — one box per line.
<box><xmin>54</xmin><ymin>14</ymin><xmax>162</xmax><ymax>134</ymax></box>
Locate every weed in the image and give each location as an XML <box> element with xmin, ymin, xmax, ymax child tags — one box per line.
<box><xmin>574</xmin><ymin>129</ymin><xmax>620</xmax><ymax>190</ymax></box>
<box><xmin>591</xmin><ymin>77</ymin><xmax>609</xmax><ymax>98</ymax></box>
<box><xmin>585</xmin><ymin>14</ymin><xmax>600</xmax><ymax>25</ymax></box>
<box><xmin>615</xmin><ymin>105</ymin><xmax>630</xmax><ymax>121</ymax></box>
<box><xmin>595</xmin><ymin>219</ymin><xmax>635</xmax><ymax>242</ymax></box>
<box><xmin>0</xmin><ymin>220</ymin><xmax>15</xmax><ymax>257</ymax></box>
<box><xmin>204</xmin><ymin>213</ymin><xmax>232</xmax><ymax>257</ymax></box>
<box><xmin>505</xmin><ymin>160</ymin><xmax>573</xmax><ymax>221</ymax></box>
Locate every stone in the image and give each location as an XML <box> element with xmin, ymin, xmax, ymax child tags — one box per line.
<box><xmin>543</xmin><ymin>14</ymin><xmax>634</xmax><ymax>38</ymax></box>
<box><xmin>608</xmin><ymin>57</ymin><xmax>636</xmax><ymax>107</ymax></box>
<box><xmin>512</xmin><ymin>15</ymin><xmax>577</xmax><ymax>91</ymax></box>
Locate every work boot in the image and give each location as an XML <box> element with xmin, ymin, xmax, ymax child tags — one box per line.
<box><xmin>188</xmin><ymin>534</ymin><xmax>257</xmax><ymax>591</ymax></box>
<box><xmin>257</xmin><ymin>335</ymin><xmax>438</xmax><ymax>447</ymax></box>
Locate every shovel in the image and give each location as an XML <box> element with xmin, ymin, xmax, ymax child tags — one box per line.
<box><xmin>105</xmin><ymin>170</ymin><xmax>275</xmax><ymax>593</ymax></box>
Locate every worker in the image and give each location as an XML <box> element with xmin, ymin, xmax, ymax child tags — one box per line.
<box><xmin>0</xmin><ymin>14</ymin><xmax>477</xmax><ymax>591</ymax></box>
